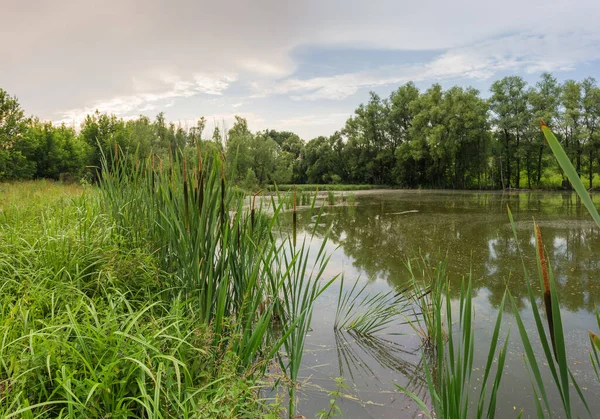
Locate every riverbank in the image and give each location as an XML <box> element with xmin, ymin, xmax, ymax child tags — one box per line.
<box><xmin>0</xmin><ymin>180</ymin><xmax>285</xmax><ymax>418</ymax></box>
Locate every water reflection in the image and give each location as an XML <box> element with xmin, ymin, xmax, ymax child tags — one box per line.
<box><xmin>293</xmin><ymin>191</ymin><xmax>600</xmax><ymax>313</ymax></box>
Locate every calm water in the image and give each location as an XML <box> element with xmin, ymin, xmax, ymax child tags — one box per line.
<box><xmin>285</xmin><ymin>190</ymin><xmax>600</xmax><ymax>418</ymax></box>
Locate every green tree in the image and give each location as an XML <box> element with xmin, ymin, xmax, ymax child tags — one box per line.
<box><xmin>581</xmin><ymin>78</ymin><xmax>600</xmax><ymax>188</ymax></box>
<box><xmin>489</xmin><ymin>76</ymin><xmax>529</xmax><ymax>188</ymax></box>
<box><xmin>0</xmin><ymin>89</ymin><xmax>33</xmax><ymax>179</ymax></box>
<box><xmin>528</xmin><ymin>73</ymin><xmax>561</xmax><ymax>185</ymax></box>
<box><xmin>560</xmin><ymin>80</ymin><xmax>584</xmax><ymax>177</ymax></box>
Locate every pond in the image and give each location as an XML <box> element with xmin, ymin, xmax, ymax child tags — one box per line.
<box><xmin>285</xmin><ymin>190</ymin><xmax>600</xmax><ymax>418</ymax></box>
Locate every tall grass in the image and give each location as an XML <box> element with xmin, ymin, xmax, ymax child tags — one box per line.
<box><xmin>397</xmin><ymin>275</ymin><xmax>508</xmax><ymax>419</ymax></box>
<box><xmin>98</xmin><ymin>146</ymin><xmax>335</xmax><ymax>418</ymax></box>
<box><xmin>0</xmin><ymin>182</ymin><xmax>278</xmax><ymax>418</ymax></box>
<box><xmin>404</xmin><ymin>256</ymin><xmax>446</xmax><ymax>349</ymax></box>
<box><xmin>0</xmin><ymin>143</ymin><xmax>335</xmax><ymax>417</ymax></box>
<box><xmin>334</xmin><ymin>275</ymin><xmax>411</xmax><ymax>335</ymax></box>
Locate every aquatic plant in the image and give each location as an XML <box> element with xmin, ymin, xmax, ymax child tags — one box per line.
<box><xmin>541</xmin><ymin>121</ymin><xmax>600</xmax><ymax>385</ymax></box>
<box><xmin>0</xmin><ymin>143</ymin><xmax>335</xmax><ymax>417</ymax></box>
<box><xmin>346</xmin><ymin>192</ymin><xmax>357</xmax><ymax>205</ymax></box>
<box><xmin>591</xmin><ymin>310</ymin><xmax>600</xmax><ymax>381</ymax></box>
<box><xmin>334</xmin><ymin>275</ymin><xmax>411</xmax><ymax>335</ymax></box>
<box><xmin>272</xmin><ymin>189</ymin><xmax>336</xmax><ymax>418</ymax></box>
<box><xmin>0</xmin><ymin>182</ymin><xmax>281</xmax><ymax>418</ymax></box>
<box><xmin>397</xmin><ymin>272</ymin><xmax>508</xmax><ymax>419</ymax></box>
<box><xmin>507</xmin><ymin>208</ymin><xmax>590</xmax><ymax>418</ymax></box>
<box><xmin>327</xmin><ymin>190</ymin><xmax>336</xmax><ymax>205</ymax></box>
<box><xmin>316</xmin><ymin>377</ymin><xmax>348</xmax><ymax>419</ymax></box>
<box><xmin>404</xmin><ymin>256</ymin><xmax>446</xmax><ymax>349</ymax></box>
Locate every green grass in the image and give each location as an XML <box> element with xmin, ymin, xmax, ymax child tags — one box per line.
<box><xmin>334</xmin><ymin>276</ymin><xmax>411</xmax><ymax>335</ymax></box>
<box><xmin>397</xmin><ymin>272</ymin><xmax>508</xmax><ymax>419</ymax></box>
<box><xmin>0</xmin><ymin>181</ymin><xmax>280</xmax><ymax>418</ymax></box>
<box><xmin>0</xmin><ymin>145</ymin><xmax>336</xmax><ymax>418</ymax></box>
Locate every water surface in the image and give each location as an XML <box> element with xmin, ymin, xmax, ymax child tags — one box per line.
<box><xmin>288</xmin><ymin>190</ymin><xmax>600</xmax><ymax>418</ymax></box>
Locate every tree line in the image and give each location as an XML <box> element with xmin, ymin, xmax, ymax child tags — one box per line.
<box><xmin>1</xmin><ymin>72</ymin><xmax>599</xmax><ymax>189</ymax></box>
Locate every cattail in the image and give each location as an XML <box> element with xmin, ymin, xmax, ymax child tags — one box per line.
<box><xmin>151</xmin><ymin>154</ymin><xmax>155</xmax><ymax>193</ymax></box>
<box><xmin>293</xmin><ymin>185</ymin><xmax>297</xmax><ymax>247</ymax></box>
<box><xmin>183</xmin><ymin>157</ymin><xmax>189</xmax><ymax>231</ymax></box>
<box><xmin>535</xmin><ymin>222</ymin><xmax>556</xmax><ymax>359</ymax></box>
<box><xmin>251</xmin><ymin>190</ymin><xmax>263</xmax><ymax>231</ymax></box>
<box><xmin>590</xmin><ymin>330</ymin><xmax>600</xmax><ymax>350</ymax></box>
<box><xmin>220</xmin><ymin>155</ymin><xmax>226</xmax><ymax>228</ymax></box>
<box><xmin>535</xmin><ymin>223</ymin><xmax>550</xmax><ymax>295</ymax></box>
<box><xmin>251</xmin><ymin>195</ymin><xmax>256</xmax><ymax>229</ymax></box>
<box><xmin>197</xmin><ymin>140</ymin><xmax>204</xmax><ymax>214</ymax></box>
<box><xmin>168</xmin><ymin>146</ymin><xmax>174</xmax><ymax>201</ymax></box>
<box><xmin>114</xmin><ymin>139</ymin><xmax>118</xmax><ymax>168</ymax></box>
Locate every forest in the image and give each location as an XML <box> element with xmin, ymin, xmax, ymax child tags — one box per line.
<box><xmin>1</xmin><ymin>72</ymin><xmax>599</xmax><ymax>190</ymax></box>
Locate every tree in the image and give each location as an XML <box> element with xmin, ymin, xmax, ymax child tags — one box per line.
<box><xmin>0</xmin><ymin>89</ymin><xmax>31</xmax><ymax>179</ymax></box>
<box><xmin>561</xmin><ymin>80</ymin><xmax>584</xmax><ymax>177</ymax></box>
<box><xmin>226</xmin><ymin>116</ymin><xmax>254</xmax><ymax>181</ymax></box>
<box><xmin>343</xmin><ymin>92</ymin><xmax>391</xmax><ymax>184</ymax></box>
<box><xmin>581</xmin><ymin>78</ymin><xmax>600</xmax><ymax>188</ymax></box>
<box><xmin>528</xmin><ymin>73</ymin><xmax>561</xmax><ymax>185</ymax></box>
<box><xmin>489</xmin><ymin>76</ymin><xmax>529</xmax><ymax>188</ymax></box>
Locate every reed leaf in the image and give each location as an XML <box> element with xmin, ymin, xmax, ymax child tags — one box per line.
<box><xmin>541</xmin><ymin>121</ymin><xmax>600</xmax><ymax>227</ymax></box>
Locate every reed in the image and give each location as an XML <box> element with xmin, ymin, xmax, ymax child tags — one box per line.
<box><xmin>591</xmin><ymin>310</ymin><xmax>600</xmax><ymax>381</ymax></box>
<box><xmin>346</xmin><ymin>192</ymin><xmax>357</xmax><ymax>205</ymax></box>
<box><xmin>335</xmin><ymin>275</ymin><xmax>411</xmax><ymax>335</ymax></box>
<box><xmin>0</xmin><ymin>182</ymin><xmax>281</xmax><ymax>418</ymax></box>
<box><xmin>0</xmin><ymin>140</ymin><xmax>336</xmax><ymax>417</ymax></box>
<box><xmin>397</xmin><ymin>275</ymin><xmax>509</xmax><ymax>419</ymax></box>
<box><xmin>404</xmin><ymin>256</ymin><xmax>446</xmax><ymax>349</ymax></box>
<box><xmin>327</xmin><ymin>190</ymin><xmax>336</xmax><ymax>205</ymax></box>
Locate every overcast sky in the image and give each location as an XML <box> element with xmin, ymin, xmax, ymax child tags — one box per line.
<box><xmin>2</xmin><ymin>0</ymin><xmax>600</xmax><ymax>139</ymax></box>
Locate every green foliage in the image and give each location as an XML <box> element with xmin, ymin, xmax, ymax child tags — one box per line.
<box><xmin>404</xmin><ymin>256</ymin><xmax>446</xmax><ymax>348</ymax></box>
<box><xmin>3</xmin><ymin>72</ymin><xmax>600</xmax><ymax>190</ymax></box>
<box><xmin>269</xmin><ymin>184</ymin><xmax>386</xmax><ymax>192</ymax></box>
<box><xmin>316</xmin><ymin>377</ymin><xmax>348</xmax><ymax>419</ymax></box>
<box><xmin>0</xmin><ymin>182</ymin><xmax>279</xmax><ymax>418</ymax></box>
<box><xmin>507</xmin><ymin>208</ymin><xmax>590</xmax><ymax>418</ymax></box>
<box><xmin>327</xmin><ymin>190</ymin><xmax>336</xmax><ymax>205</ymax></box>
<box><xmin>242</xmin><ymin>167</ymin><xmax>259</xmax><ymax>191</ymax></box>
<box><xmin>397</xmin><ymin>275</ymin><xmax>508</xmax><ymax>419</ymax></box>
<box><xmin>591</xmin><ymin>310</ymin><xmax>600</xmax><ymax>381</ymax></box>
<box><xmin>0</xmin><ymin>143</ymin><xmax>335</xmax><ymax>418</ymax></box>
<box><xmin>346</xmin><ymin>193</ymin><xmax>356</xmax><ymax>205</ymax></box>
<box><xmin>335</xmin><ymin>276</ymin><xmax>411</xmax><ymax>335</ymax></box>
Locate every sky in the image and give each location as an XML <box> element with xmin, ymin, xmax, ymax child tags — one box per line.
<box><xmin>2</xmin><ymin>0</ymin><xmax>600</xmax><ymax>140</ymax></box>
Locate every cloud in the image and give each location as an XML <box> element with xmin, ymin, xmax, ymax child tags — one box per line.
<box><xmin>55</xmin><ymin>73</ymin><xmax>236</xmax><ymax>124</ymax></box>
<box><xmin>2</xmin><ymin>0</ymin><xmax>600</xmax><ymax>139</ymax></box>
<box><xmin>253</xmin><ymin>31</ymin><xmax>600</xmax><ymax>101</ymax></box>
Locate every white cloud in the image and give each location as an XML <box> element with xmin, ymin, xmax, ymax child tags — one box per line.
<box><xmin>250</xmin><ymin>31</ymin><xmax>600</xmax><ymax>101</ymax></box>
<box><xmin>55</xmin><ymin>73</ymin><xmax>236</xmax><ymax>125</ymax></box>
<box><xmin>2</xmin><ymin>0</ymin><xmax>600</xmax><ymax>139</ymax></box>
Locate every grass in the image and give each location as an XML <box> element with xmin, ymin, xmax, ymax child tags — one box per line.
<box><xmin>397</xmin><ymin>273</ymin><xmax>508</xmax><ymax>419</ymax></box>
<box><xmin>346</xmin><ymin>192</ymin><xmax>356</xmax><ymax>205</ymax></box>
<box><xmin>334</xmin><ymin>276</ymin><xmax>411</xmax><ymax>335</ymax></box>
<box><xmin>404</xmin><ymin>256</ymin><xmax>446</xmax><ymax>349</ymax></box>
<box><xmin>0</xmin><ymin>144</ymin><xmax>336</xmax><ymax>418</ymax></box>
<box><xmin>327</xmin><ymin>191</ymin><xmax>336</xmax><ymax>205</ymax></box>
<box><xmin>0</xmin><ymin>182</ymin><xmax>277</xmax><ymax>418</ymax></box>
